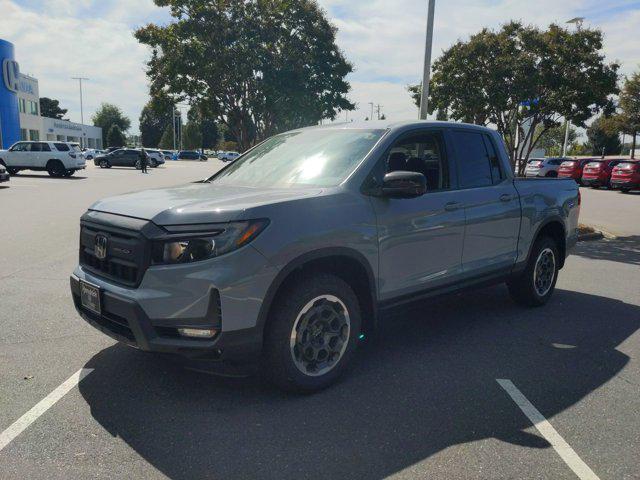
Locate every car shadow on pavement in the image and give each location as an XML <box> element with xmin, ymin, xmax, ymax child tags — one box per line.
<box><xmin>79</xmin><ymin>286</ymin><xmax>639</xmax><ymax>480</ymax></box>
<box><xmin>10</xmin><ymin>174</ymin><xmax>87</xmax><ymax>180</ymax></box>
<box><xmin>574</xmin><ymin>236</ymin><xmax>640</xmax><ymax>266</ymax></box>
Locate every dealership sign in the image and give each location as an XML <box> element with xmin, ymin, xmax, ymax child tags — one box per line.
<box><xmin>2</xmin><ymin>58</ymin><xmax>20</xmax><ymax>93</ymax></box>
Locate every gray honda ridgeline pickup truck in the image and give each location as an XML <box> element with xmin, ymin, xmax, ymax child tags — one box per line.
<box><xmin>71</xmin><ymin>121</ymin><xmax>580</xmax><ymax>392</ymax></box>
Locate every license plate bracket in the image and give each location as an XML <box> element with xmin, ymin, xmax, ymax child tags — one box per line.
<box><xmin>80</xmin><ymin>280</ymin><xmax>101</xmax><ymax>315</ymax></box>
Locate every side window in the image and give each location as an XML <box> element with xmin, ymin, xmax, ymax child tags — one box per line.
<box><xmin>40</xmin><ymin>143</ymin><xmax>51</xmax><ymax>152</ymax></box>
<box><xmin>482</xmin><ymin>135</ymin><xmax>503</xmax><ymax>183</ymax></box>
<box><xmin>384</xmin><ymin>131</ymin><xmax>449</xmax><ymax>190</ymax></box>
<box><xmin>453</xmin><ymin>130</ymin><xmax>492</xmax><ymax>188</ymax></box>
<box><xmin>29</xmin><ymin>142</ymin><xmax>41</xmax><ymax>152</ymax></box>
<box><xmin>10</xmin><ymin>142</ymin><xmax>27</xmax><ymax>152</ymax></box>
<box><xmin>54</xmin><ymin>143</ymin><xmax>70</xmax><ymax>151</ymax></box>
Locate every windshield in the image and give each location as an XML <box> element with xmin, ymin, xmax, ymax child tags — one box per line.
<box><xmin>210</xmin><ymin>129</ymin><xmax>385</xmax><ymax>188</ymax></box>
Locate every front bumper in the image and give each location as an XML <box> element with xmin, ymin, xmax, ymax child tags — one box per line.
<box><xmin>610</xmin><ymin>180</ymin><xmax>639</xmax><ymax>190</ymax></box>
<box><xmin>70</xmin><ymin>274</ymin><xmax>262</xmax><ymax>362</ymax></box>
<box><xmin>581</xmin><ymin>178</ymin><xmax>605</xmax><ymax>187</ymax></box>
<box><xmin>0</xmin><ymin>172</ymin><xmax>9</xmax><ymax>183</ymax></box>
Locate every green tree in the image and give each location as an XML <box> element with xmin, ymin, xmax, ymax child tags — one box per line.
<box><xmin>187</xmin><ymin>104</ymin><xmax>219</xmax><ymax>150</ymax></box>
<box><xmin>181</xmin><ymin>122</ymin><xmax>202</xmax><ymax>150</ymax></box>
<box><xmin>135</xmin><ymin>0</ymin><xmax>354</xmax><ymax>151</ymax></box>
<box><xmin>107</xmin><ymin>124</ymin><xmax>127</xmax><ymax>148</ymax></box>
<box><xmin>586</xmin><ymin>116</ymin><xmax>621</xmax><ymax>156</ymax></box>
<box><xmin>139</xmin><ymin>92</ymin><xmax>176</xmax><ymax>148</ymax></box>
<box><xmin>93</xmin><ymin>103</ymin><xmax>131</xmax><ymax>147</ymax></box>
<box><xmin>612</xmin><ymin>71</ymin><xmax>640</xmax><ymax>158</ymax></box>
<box><xmin>39</xmin><ymin>97</ymin><xmax>67</xmax><ymax>119</ymax></box>
<box><xmin>158</xmin><ymin>124</ymin><xmax>175</xmax><ymax>150</ymax></box>
<box><xmin>535</xmin><ymin>123</ymin><xmax>578</xmax><ymax>156</ymax></box>
<box><xmin>410</xmin><ymin>22</ymin><xmax>618</xmax><ymax>174</ymax></box>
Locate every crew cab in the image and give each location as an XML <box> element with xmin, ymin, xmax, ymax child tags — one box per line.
<box><xmin>558</xmin><ymin>158</ymin><xmax>594</xmax><ymax>184</ymax></box>
<box><xmin>581</xmin><ymin>159</ymin><xmax>625</xmax><ymax>188</ymax></box>
<box><xmin>70</xmin><ymin>121</ymin><xmax>579</xmax><ymax>392</ymax></box>
<box><xmin>610</xmin><ymin>160</ymin><xmax>640</xmax><ymax>192</ymax></box>
<box><xmin>0</xmin><ymin>141</ymin><xmax>86</xmax><ymax>177</ymax></box>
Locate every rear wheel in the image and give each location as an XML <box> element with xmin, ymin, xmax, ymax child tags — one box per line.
<box><xmin>507</xmin><ymin>236</ymin><xmax>559</xmax><ymax>307</ymax></box>
<box><xmin>621</xmin><ymin>188</ymin><xmax>631</xmax><ymax>193</ymax></box>
<box><xmin>150</xmin><ymin>159</ymin><xmax>158</xmax><ymax>168</ymax></box>
<box><xmin>99</xmin><ymin>159</ymin><xmax>110</xmax><ymax>168</ymax></box>
<box><xmin>47</xmin><ymin>160</ymin><xmax>66</xmax><ymax>177</ymax></box>
<box><xmin>263</xmin><ymin>273</ymin><xmax>361</xmax><ymax>393</ymax></box>
<box><xmin>135</xmin><ymin>159</ymin><xmax>142</xmax><ymax>170</ymax></box>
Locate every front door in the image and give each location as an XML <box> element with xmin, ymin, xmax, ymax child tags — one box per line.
<box><xmin>370</xmin><ymin>129</ymin><xmax>465</xmax><ymax>301</ymax></box>
<box><xmin>450</xmin><ymin>129</ymin><xmax>520</xmax><ymax>276</ymax></box>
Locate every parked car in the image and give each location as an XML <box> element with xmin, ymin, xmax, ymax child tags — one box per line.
<box><xmin>610</xmin><ymin>160</ymin><xmax>640</xmax><ymax>193</ymax></box>
<box><xmin>83</xmin><ymin>149</ymin><xmax>106</xmax><ymax>160</ymax></box>
<box><xmin>581</xmin><ymin>159</ymin><xmax>626</xmax><ymax>188</ymax></box>
<box><xmin>145</xmin><ymin>149</ymin><xmax>165</xmax><ymax>167</ymax></box>
<box><xmin>105</xmin><ymin>146</ymin><xmax>120</xmax><ymax>153</ymax></box>
<box><xmin>177</xmin><ymin>150</ymin><xmax>207</xmax><ymax>161</ymax></box>
<box><xmin>524</xmin><ymin>157</ymin><xmax>565</xmax><ymax>177</ymax></box>
<box><xmin>218</xmin><ymin>151</ymin><xmax>241</xmax><ymax>162</ymax></box>
<box><xmin>70</xmin><ymin>121</ymin><xmax>579</xmax><ymax>392</ymax></box>
<box><xmin>557</xmin><ymin>158</ymin><xmax>594</xmax><ymax>184</ymax></box>
<box><xmin>0</xmin><ymin>163</ymin><xmax>9</xmax><ymax>183</ymax></box>
<box><xmin>160</xmin><ymin>150</ymin><xmax>174</xmax><ymax>161</ymax></box>
<box><xmin>0</xmin><ymin>141</ymin><xmax>86</xmax><ymax>177</ymax></box>
<box><xmin>94</xmin><ymin>149</ymin><xmax>146</xmax><ymax>169</ymax></box>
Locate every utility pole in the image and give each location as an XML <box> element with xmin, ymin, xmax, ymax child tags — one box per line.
<box><xmin>419</xmin><ymin>0</ymin><xmax>436</xmax><ymax>120</ymax></box>
<box><xmin>71</xmin><ymin>76</ymin><xmax>89</xmax><ymax>147</ymax></box>
<box><xmin>368</xmin><ymin>102</ymin><xmax>374</xmax><ymax>122</ymax></box>
<box><xmin>375</xmin><ymin>104</ymin><xmax>383</xmax><ymax>120</ymax></box>
<box><xmin>562</xmin><ymin>120</ymin><xmax>570</xmax><ymax>157</ymax></box>
<box><xmin>172</xmin><ymin>106</ymin><xmax>177</xmax><ymax>151</ymax></box>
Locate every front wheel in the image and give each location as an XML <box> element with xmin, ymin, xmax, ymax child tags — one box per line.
<box><xmin>135</xmin><ymin>160</ymin><xmax>142</xmax><ymax>169</ymax></box>
<box><xmin>263</xmin><ymin>273</ymin><xmax>361</xmax><ymax>393</ymax></box>
<box><xmin>620</xmin><ymin>188</ymin><xmax>631</xmax><ymax>193</ymax></box>
<box><xmin>47</xmin><ymin>161</ymin><xmax>66</xmax><ymax>177</ymax></box>
<box><xmin>507</xmin><ymin>236</ymin><xmax>559</xmax><ymax>307</ymax></box>
<box><xmin>99</xmin><ymin>159</ymin><xmax>110</xmax><ymax>169</ymax></box>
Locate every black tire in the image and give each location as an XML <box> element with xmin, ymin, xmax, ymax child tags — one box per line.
<box><xmin>620</xmin><ymin>188</ymin><xmax>631</xmax><ymax>193</ymax></box>
<box><xmin>507</xmin><ymin>236</ymin><xmax>559</xmax><ymax>307</ymax></box>
<box><xmin>47</xmin><ymin>160</ymin><xmax>66</xmax><ymax>177</ymax></box>
<box><xmin>64</xmin><ymin>169</ymin><xmax>75</xmax><ymax>177</ymax></box>
<box><xmin>546</xmin><ymin>171</ymin><xmax>558</xmax><ymax>178</ymax></box>
<box><xmin>135</xmin><ymin>159</ymin><xmax>142</xmax><ymax>170</ymax></box>
<box><xmin>7</xmin><ymin>167</ymin><xmax>20</xmax><ymax>175</ymax></box>
<box><xmin>99</xmin><ymin>159</ymin><xmax>110</xmax><ymax>169</ymax></box>
<box><xmin>263</xmin><ymin>273</ymin><xmax>362</xmax><ymax>393</ymax></box>
<box><xmin>150</xmin><ymin>159</ymin><xmax>158</xmax><ymax>168</ymax></box>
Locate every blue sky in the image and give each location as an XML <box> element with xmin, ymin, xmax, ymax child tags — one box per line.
<box><xmin>2</xmin><ymin>0</ymin><xmax>639</xmax><ymax>132</ymax></box>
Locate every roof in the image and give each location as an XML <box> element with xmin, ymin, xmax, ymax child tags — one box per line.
<box><xmin>299</xmin><ymin>119</ymin><xmax>493</xmax><ymax>133</ymax></box>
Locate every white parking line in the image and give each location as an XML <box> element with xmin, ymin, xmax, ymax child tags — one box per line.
<box><xmin>0</xmin><ymin>368</ymin><xmax>93</xmax><ymax>452</ymax></box>
<box><xmin>497</xmin><ymin>379</ymin><xmax>600</xmax><ymax>480</ymax></box>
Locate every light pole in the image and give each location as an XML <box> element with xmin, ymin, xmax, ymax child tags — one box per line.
<box><xmin>419</xmin><ymin>0</ymin><xmax>436</xmax><ymax>120</ymax></box>
<box><xmin>71</xmin><ymin>76</ymin><xmax>89</xmax><ymax>147</ymax></box>
<box><xmin>562</xmin><ymin>17</ymin><xmax>585</xmax><ymax>156</ymax></box>
<box><xmin>368</xmin><ymin>102</ymin><xmax>374</xmax><ymax>121</ymax></box>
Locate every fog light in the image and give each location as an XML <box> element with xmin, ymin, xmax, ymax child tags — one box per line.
<box><xmin>178</xmin><ymin>328</ymin><xmax>218</xmax><ymax>339</ymax></box>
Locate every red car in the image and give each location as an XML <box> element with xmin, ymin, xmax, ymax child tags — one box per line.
<box><xmin>610</xmin><ymin>160</ymin><xmax>640</xmax><ymax>193</ymax></box>
<box><xmin>558</xmin><ymin>158</ymin><xmax>594</xmax><ymax>184</ymax></box>
<box><xmin>581</xmin><ymin>159</ymin><xmax>626</xmax><ymax>188</ymax></box>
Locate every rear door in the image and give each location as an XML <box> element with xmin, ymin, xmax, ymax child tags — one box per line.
<box><xmin>110</xmin><ymin>150</ymin><xmax>126</xmax><ymax>166</ymax></box>
<box><xmin>38</xmin><ymin>142</ymin><xmax>53</xmax><ymax>168</ymax></box>
<box><xmin>370</xmin><ymin>128</ymin><xmax>466</xmax><ymax>300</ymax></box>
<box><xmin>451</xmin><ymin>129</ymin><xmax>521</xmax><ymax>276</ymax></box>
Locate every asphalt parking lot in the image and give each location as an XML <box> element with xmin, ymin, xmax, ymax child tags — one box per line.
<box><xmin>0</xmin><ymin>163</ymin><xmax>638</xmax><ymax>479</ymax></box>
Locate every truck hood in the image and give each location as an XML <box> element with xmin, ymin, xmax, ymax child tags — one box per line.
<box><xmin>89</xmin><ymin>182</ymin><xmax>323</xmax><ymax>225</ymax></box>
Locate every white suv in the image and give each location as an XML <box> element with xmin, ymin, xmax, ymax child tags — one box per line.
<box><xmin>0</xmin><ymin>141</ymin><xmax>86</xmax><ymax>177</ymax></box>
<box><xmin>524</xmin><ymin>157</ymin><xmax>565</xmax><ymax>178</ymax></box>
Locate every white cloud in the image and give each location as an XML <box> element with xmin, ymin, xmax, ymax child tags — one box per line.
<box><xmin>0</xmin><ymin>0</ymin><xmax>638</xmax><ymax>131</ymax></box>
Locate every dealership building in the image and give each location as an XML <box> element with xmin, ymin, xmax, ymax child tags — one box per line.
<box><xmin>1</xmin><ymin>38</ymin><xmax>102</xmax><ymax>149</ymax></box>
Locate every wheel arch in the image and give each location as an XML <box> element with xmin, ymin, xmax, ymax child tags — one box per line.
<box><xmin>531</xmin><ymin>218</ymin><xmax>567</xmax><ymax>269</ymax></box>
<box><xmin>257</xmin><ymin>248</ymin><xmax>378</xmax><ymax>341</ymax></box>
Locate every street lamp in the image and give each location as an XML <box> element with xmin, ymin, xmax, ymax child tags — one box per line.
<box><xmin>419</xmin><ymin>0</ymin><xmax>436</xmax><ymax>120</ymax></box>
<box><xmin>562</xmin><ymin>17</ymin><xmax>586</xmax><ymax>156</ymax></box>
<box><xmin>71</xmin><ymin>76</ymin><xmax>89</xmax><ymax>148</ymax></box>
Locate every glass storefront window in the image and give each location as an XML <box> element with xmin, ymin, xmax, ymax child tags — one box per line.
<box><xmin>20</xmin><ymin>129</ymin><xmax>28</xmax><ymax>140</ymax></box>
<box><xmin>29</xmin><ymin>130</ymin><xmax>40</xmax><ymax>141</ymax></box>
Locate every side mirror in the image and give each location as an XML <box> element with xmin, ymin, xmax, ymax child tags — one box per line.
<box><xmin>381</xmin><ymin>171</ymin><xmax>427</xmax><ymax>198</ymax></box>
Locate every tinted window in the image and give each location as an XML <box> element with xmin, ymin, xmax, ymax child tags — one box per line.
<box><xmin>11</xmin><ymin>142</ymin><xmax>28</xmax><ymax>152</ymax></box>
<box><xmin>482</xmin><ymin>135</ymin><xmax>503</xmax><ymax>183</ymax></box>
<box><xmin>54</xmin><ymin>143</ymin><xmax>70</xmax><ymax>151</ymax></box>
<box><xmin>384</xmin><ymin>131</ymin><xmax>449</xmax><ymax>190</ymax></box>
<box><xmin>40</xmin><ymin>142</ymin><xmax>51</xmax><ymax>152</ymax></box>
<box><xmin>453</xmin><ymin>131</ymin><xmax>493</xmax><ymax>188</ymax></box>
<box><xmin>29</xmin><ymin>142</ymin><xmax>42</xmax><ymax>152</ymax></box>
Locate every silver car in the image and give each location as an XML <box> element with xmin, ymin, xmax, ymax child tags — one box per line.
<box><xmin>525</xmin><ymin>157</ymin><xmax>565</xmax><ymax>177</ymax></box>
<box><xmin>70</xmin><ymin>121</ymin><xmax>579</xmax><ymax>392</ymax></box>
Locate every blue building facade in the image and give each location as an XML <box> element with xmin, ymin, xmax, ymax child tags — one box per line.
<box><xmin>0</xmin><ymin>39</ymin><xmax>21</xmax><ymax>149</ymax></box>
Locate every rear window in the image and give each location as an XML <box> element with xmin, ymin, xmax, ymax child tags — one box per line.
<box><xmin>452</xmin><ymin>130</ymin><xmax>493</xmax><ymax>188</ymax></box>
<box><xmin>561</xmin><ymin>161</ymin><xmax>575</xmax><ymax>167</ymax></box>
<box><xmin>586</xmin><ymin>162</ymin><xmax>602</xmax><ymax>168</ymax></box>
<box><xmin>54</xmin><ymin>143</ymin><xmax>70</xmax><ymax>151</ymax></box>
<box><xmin>616</xmin><ymin>162</ymin><xmax>636</xmax><ymax>170</ymax></box>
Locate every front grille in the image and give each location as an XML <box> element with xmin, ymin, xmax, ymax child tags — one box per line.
<box><xmin>79</xmin><ymin>213</ymin><xmax>152</xmax><ymax>287</ymax></box>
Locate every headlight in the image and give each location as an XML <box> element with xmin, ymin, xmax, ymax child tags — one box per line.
<box><xmin>151</xmin><ymin>219</ymin><xmax>269</xmax><ymax>265</ymax></box>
